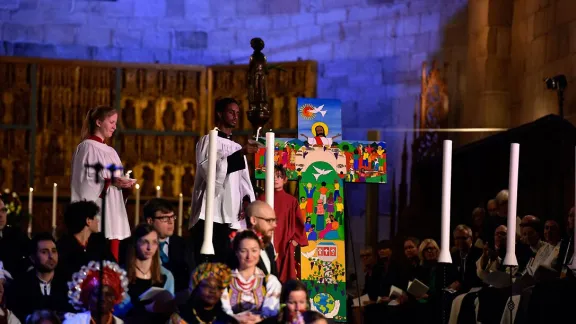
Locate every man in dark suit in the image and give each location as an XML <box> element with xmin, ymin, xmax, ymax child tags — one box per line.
<box><xmin>450</xmin><ymin>224</ymin><xmax>483</xmax><ymax>293</ymax></box>
<box><xmin>143</xmin><ymin>198</ymin><xmax>194</xmax><ymax>293</ymax></box>
<box><xmin>7</xmin><ymin>232</ymin><xmax>73</xmax><ymax>321</ymax></box>
<box><xmin>245</xmin><ymin>201</ymin><xmax>278</xmax><ymax>277</ymax></box>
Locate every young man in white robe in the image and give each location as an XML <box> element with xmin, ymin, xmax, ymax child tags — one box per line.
<box><xmin>189</xmin><ymin>98</ymin><xmax>258</xmax><ymax>263</ymax></box>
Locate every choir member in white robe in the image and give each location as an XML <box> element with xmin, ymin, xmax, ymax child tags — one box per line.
<box><xmin>189</xmin><ymin>98</ymin><xmax>258</xmax><ymax>263</ymax></box>
<box><xmin>71</xmin><ymin>106</ymin><xmax>134</xmax><ymax>261</ymax></box>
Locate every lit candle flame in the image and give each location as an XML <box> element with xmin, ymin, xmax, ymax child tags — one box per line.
<box><xmin>135</xmin><ymin>184</ymin><xmax>140</xmax><ymax>190</ymax></box>
<box><xmin>179</xmin><ymin>193</ymin><xmax>183</xmax><ymax>197</ymax></box>
<box><xmin>54</xmin><ymin>183</ymin><xmax>57</xmax><ymax>187</ymax></box>
<box><xmin>156</xmin><ymin>186</ymin><xmax>161</xmax><ymax>191</ymax></box>
<box><xmin>29</xmin><ymin>187</ymin><xmax>34</xmax><ymax>192</ymax></box>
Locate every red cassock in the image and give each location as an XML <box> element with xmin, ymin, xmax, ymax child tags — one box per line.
<box><xmin>258</xmin><ymin>190</ymin><xmax>308</xmax><ymax>282</ymax></box>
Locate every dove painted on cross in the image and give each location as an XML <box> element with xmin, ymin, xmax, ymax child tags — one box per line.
<box><xmin>254</xmin><ymin>98</ymin><xmax>387</xmax><ymax>322</ymax></box>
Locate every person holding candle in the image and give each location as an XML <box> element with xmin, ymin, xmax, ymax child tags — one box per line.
<box><xmin>71</xmin><ymin>106</ymin><xmax>134</xmax><ymax>262</ymax></box>
<box><xmin>190</xmin><ymin>98</ymin><xmax>258</xmax><ymax>263</ymax></box>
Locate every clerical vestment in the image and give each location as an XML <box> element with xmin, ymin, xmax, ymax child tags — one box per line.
<box><xmin>190</xmin><ymin>134</ymin><xmax>255</xmax><ymax>230</ymax></box>
<box><xmin>70</xmin><ymin>139</ymin><xmax>131</xmax><ymax>240</ymax></box>
<box><xmin>259</xmin><ymin>190</ymin><xmax>308</xmax><ymax>282</ymax></box>
<box><xmin>307</xmin><ymin>136</ymin><xmax>332</xmax><ymax>146</ymax></box>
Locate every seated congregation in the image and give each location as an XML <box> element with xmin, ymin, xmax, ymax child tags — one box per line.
<box><xmin>354</xmin><ymin>189</ymin><xmax>576</xmax><ymax>324</ymax></box>
<box><xmin>0</xmin><ymin>198</ymin><xmax>328</xmax><ymax>324</ymax></box>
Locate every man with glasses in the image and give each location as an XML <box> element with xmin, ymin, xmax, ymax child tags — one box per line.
<box><xmin>143</xmin><ymin>198</ymin><xmax>194</xmax><ymax>293</ymax></box>
<box><xmin>450</xmin><ymin>224</ymin><xmax>482</xmax><ymax>293</ymax></box>
<box><xmin>245</xmin><ymin>200</ymin><xmax>278</xmax><ymax>277</ymax></box>
<box><xmin>0</xmin><ymin>198</ymin><xmax>29</xmax><ymax>280</ymax></box>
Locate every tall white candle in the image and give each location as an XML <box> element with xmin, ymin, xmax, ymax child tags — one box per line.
<box><xmin>27</xmin><ymin>187</ymin><xmax>33</xmax><ymax>237</ymax></box>
<box><xmin>200</xmin><ymin>129</ymin><xmax>218</xmax><ymax>255</ymax></box>
<box><xmin>156</xmin><ymin>185</ymin><xmax>161</xmax><ymax>198</ymax></box>
<box><xmin>438</xmin><ymin>140</ymin><xmax>453</xmax><ymax>263</ymax></box>
<box><xmin>52</xmin><ymin>183</ymin><xmax>57</xmax><ymax>229</ymax></box>
<box><xmin>28</xmin><ymin>187</ymin><xmax>33</xmax><ymax>215</ymax></box>
<box><xmin>570</xmin><ymin>147</ymin><xmax>576</xmax><ymax>270</ymax></box>
<box><xmin>134</xmin><ymin>184</ymin><xmax>140</xmax><ymax>226</ymax></box>
<box><xmin>265</xmin><ymin>132</ymin><xmax>275</xmax><ymax>209</ymax></box>
<box><xmin>503</xmin><ymin>143</ymin><xmax>519</xmax><ymax>266</ymax></box>
<box><xmin>178</xmin><ymin>193</ymin><xmax>184</xmax><ymax>236</ymax></box>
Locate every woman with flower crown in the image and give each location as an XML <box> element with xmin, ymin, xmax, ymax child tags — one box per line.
<box><xmin>63</xmin><ymin>260</ymin><xmax>128</xmax><ymax>324</ymax></box>
<box><xmin>221</xmin><ymin>230</ymin><xmax>281</xmax><ymax>323</ymax></box>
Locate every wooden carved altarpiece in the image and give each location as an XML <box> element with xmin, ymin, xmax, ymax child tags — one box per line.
<box><xmin>0</xmin><ymin>56</ymin><xmax>317</xmax><ymax>233</ymax></box>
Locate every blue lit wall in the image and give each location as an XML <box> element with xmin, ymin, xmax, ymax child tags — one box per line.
<box><xmin>0</xmin><ymin>0</ymin><xmax>469</xmax><ymax>238</ymax></box>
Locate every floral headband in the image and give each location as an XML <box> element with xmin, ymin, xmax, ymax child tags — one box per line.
<box><xmin>229</xmin><ymin>229</ymin><xmax>265</xmax><ymax>249</ymax></box>
<box><xmin>67</xmin><ymin>261</ymin><xmax>129</xmax><ymax>311</ymax></box>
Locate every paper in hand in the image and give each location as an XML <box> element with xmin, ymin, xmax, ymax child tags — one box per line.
<box><xmin>407</xmin><ymin>279</ymin><xmax>429</xmax><ymax>298</ymax></box>
<box><xmin>352</xmin><ymin>294</ymin><xmax>371</xmax><ymax>307</ymax></box>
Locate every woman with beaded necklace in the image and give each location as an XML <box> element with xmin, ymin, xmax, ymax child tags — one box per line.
<box><xmin>171</xmin><ymin>263</ymin><xmax>237</xmax><ymax>324</ymax></box>
<box><xmin>221</xmin><ymin>230</ymin><xmax>282</xmax><ymax>323</ymax></box>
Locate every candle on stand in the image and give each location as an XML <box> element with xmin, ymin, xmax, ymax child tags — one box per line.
<box><xmin>52</xmin><ymin>183</ymin><xmax>57</xmax><ymax>230</ymax></box>
<box><xmin>178</xmin><ymin>193</ymin><xmax>184</xmax><ymax>237</ymax></box>
<box><xmin>134</xmin><ymin>184</ymin><xmax>140</xmax><ymax>226</ymax></box>
<box><xmin>156</xmin><ymin>186</ymin><xmax>161</xmax><ymax>198</ymax></box>
<box><xmin>503</xmin><ymin>143</ymin><xmax>520</xmax><ymax>266</ymax></box>
<box><xmin>438</xmin><ymin>140</ymin><xmax>453</xmax><ymax>263</ymax></box>
<box><xmin>265</xmin><ymin>132</ymin><xmax>275</xmax><ymax>209</ymax></box>
<box><xmin>27</xmin><ymin>187</ymin><xmax>33</xmax><ymax>237</ymax></box>
<box><xmin>200</xmin><ymin>128</ymin><xmax>218</xmax><ymax>256</ymax></box>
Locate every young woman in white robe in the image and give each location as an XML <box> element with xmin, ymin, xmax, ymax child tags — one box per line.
<box><xmin>71</xmin><ymin>106</ymin><xmax>134</xmax><ymax>260</ymax></box>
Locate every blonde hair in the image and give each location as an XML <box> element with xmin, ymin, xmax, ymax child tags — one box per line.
<box><xmin>495</xmin><ymin>190</ymin><xmax>509</xmax><ymax>206</ymax></box>
<box><xmin>418</xmin><ymin>239</ymin><xmax>439</xmax><ymax>264</ymax></box>
<box><xmin>80</xmin><ymin>106</ymin><xmax>117</xmax><ymax>140</ymax></box>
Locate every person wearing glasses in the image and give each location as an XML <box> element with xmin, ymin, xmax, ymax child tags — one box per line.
<box><xmin>142</xmin><ymin>198</ymin><xmax>194</xmax><ymax>294</ymax></box>
<box><xmin>245</xmin><ymin>201</ymin><xmax>279</xmax><ymax>277</ymax></box>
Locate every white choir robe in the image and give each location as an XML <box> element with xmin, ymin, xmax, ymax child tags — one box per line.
<box><xmin>189</xmin><ymin>134</ymin><xmax>255</xmax><ymax>230</ymax></box>
<box><xmin>71</xmin><ymin>139</ymin><xmax>131</xmax><ymax>240</ymax></box>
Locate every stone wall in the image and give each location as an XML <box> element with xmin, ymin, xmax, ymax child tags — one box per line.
<box><xmin>510</xmin><ymin>0</ymin><xmax>576</xmax><ymax>126</ymax></box>
<box><xmin>0</xmin><ymin>0</ymin><xmax>469</xmax><ymax>225</ymax></box>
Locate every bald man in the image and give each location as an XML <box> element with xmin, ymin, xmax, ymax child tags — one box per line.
<box><xmin>245</xmin><ymin>201</ymin><xmax>279</xmax><ymax>277</ymax></box>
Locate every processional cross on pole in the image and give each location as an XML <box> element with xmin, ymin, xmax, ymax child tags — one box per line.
<box><xmin>246</xmin><ymin>39</ymin><xmax>388</xmax><ymax>323</ymax></box>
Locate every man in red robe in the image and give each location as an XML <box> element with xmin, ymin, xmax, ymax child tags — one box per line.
<box><xmin>258</xmin><ymin>165</ymin><xmax>308</xmax><ymax>282</ymax></box>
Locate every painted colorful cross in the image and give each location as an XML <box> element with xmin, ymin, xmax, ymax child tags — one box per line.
<box><xmin>254</xmin><ymin>98</ymin><xmax>387</xmax><ymax>322</ymax></box>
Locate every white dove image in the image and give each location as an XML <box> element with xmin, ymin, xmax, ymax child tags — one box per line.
<box><xmin>311</xmin><ymin>104</ymin><xmax>327</xmax><ymax>117</ymax></box>
<box><xmin>312</xmin><ymin>166</ymin><xmax>333</xmax><ymax>180</ymax></box>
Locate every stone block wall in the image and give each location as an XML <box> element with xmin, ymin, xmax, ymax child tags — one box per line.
<box><xmin>0</xmin><ymin>0</ymin><xmax>469</xmax><ymax>226</ymax></box>
<box><xmin>510</xmin><ymin>0</ymin><xmax>576</xmax><ymax>126</ymax></box>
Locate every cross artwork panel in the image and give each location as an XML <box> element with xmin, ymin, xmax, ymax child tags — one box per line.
<box><xmin>254</xmin><ymin>98</ymin><xmax>387</xmax><ymax>322</ymax></box>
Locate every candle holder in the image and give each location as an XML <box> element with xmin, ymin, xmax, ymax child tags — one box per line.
<box><xmin>83</xmin><ymin>162</ymin><xmax>123</xmax><ymax>324</ymax></box>
<box><xmin>246</xmin><ymin>38</ymin><xmax>271</xmax><ymax>137</ymax></box>
<box><xmin>506</xmin><ymin>265</ymin><xmax>515</xmax><ymax>324</ymax></box>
